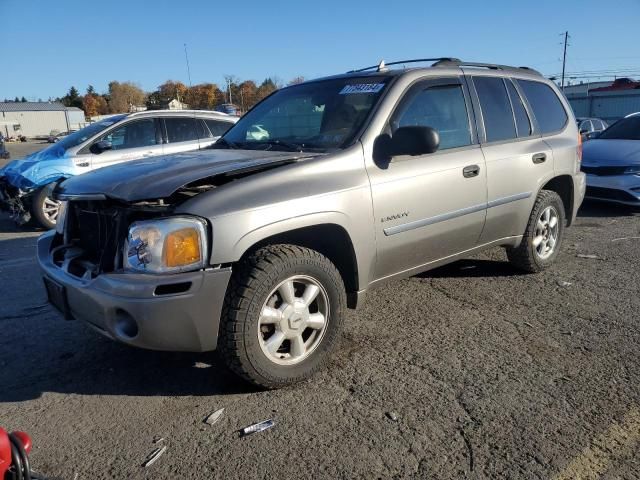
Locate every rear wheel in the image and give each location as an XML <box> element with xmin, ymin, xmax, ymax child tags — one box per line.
<box><xmin>218</xmin><ymin>244</ymin><xmax>346</xmax><ymax>388</ymax></box>
<box><xmin>507</xmin><ymin>190</ymin><xmax>565</xmax><ymax>273</ymax></box>
<box><xmin>31</xmin><ymin>186</ymin><xmax>60</xmax><ymax>230</ymax></box>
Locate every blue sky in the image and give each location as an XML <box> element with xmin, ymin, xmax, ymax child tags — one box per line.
<box><xmin>2</xmin><ymin>0</ymin><xmax>640</xmax><ymax>100</ymax></box>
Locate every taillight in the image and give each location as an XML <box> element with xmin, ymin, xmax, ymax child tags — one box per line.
<box><xmin>576</xmin><ymin>132</ymin><xmax>583</xmax><ymax>172</ymax></box>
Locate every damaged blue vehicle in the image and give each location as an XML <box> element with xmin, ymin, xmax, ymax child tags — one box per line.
<box><xmin>0</xmin><ymin>111</ymin><xmax>236</xmax><ymax>228</ymax></box>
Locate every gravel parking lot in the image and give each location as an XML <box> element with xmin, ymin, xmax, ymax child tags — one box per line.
<box><xmin>1</xmin><ymin>142</ymin><xmax>639</xmax><ymax>478</ymax></box>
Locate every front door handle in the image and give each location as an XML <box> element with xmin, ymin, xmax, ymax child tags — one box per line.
<box><xmin>532</xmin><ymin>153</ymin><xmax>547</xmax><ymax>164</ymax></box>
<box><xmin>463</xmin><ymin>164</ymin><xmax>480</xmax><ymax>178</ymax></box>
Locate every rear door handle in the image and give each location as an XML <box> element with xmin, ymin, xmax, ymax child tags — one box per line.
<box><xmin>463</xmin><ymin>164</ymin><xmax>480</xmax><ymax>178</ymax></box>
<box><xmin>532</xmin><ymin>153</ymin><xmax>547</xmax><ymax>164</ymax></box>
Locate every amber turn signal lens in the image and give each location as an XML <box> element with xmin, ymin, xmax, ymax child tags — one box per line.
<box><xmin>163</xmin><ymin>228</ymin><xmax>201</xmax><ymax>267</ymax></box>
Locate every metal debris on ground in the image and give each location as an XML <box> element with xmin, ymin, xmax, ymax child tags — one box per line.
<box><xmin>152</xmin><ymin>436</ymin><xmax>165</xmax><ymax>444</ymax></box>
<box><xmin>241</xmin><ymin>419</ymin><xmax>275</xmax><ymax>437</ymax></box>
<box><xmin>385</xmin><ymin>411</ymin><xmax>399</xmax><ymax>422</ymax></box>
<box><xmin>611</xmin><ymin>236</ymin><xmax>640</xmax><ymax>242</ymax></box>
<box><xmin>556</xmin><ymin>280</ymin><xmax>572</xmax><ymax>287</ymax></box>
<box><xmin>576</xmin><ymin>254</ymin><xmax>600</xmax><ymax>260</ymax></box>
<box><xmin>142</xmin><ymin>445</ymin><xmax>167</xmax><ymax>468</ymax></box>
<box><xmin>523</xmin><ymin>322</ymin><xmax>534</xmax><ymax>328</ymax></box>
<box><xmin>204</xmin><ymin>408</ymin><xmax>225</xmax><ymax>426</ymax></box>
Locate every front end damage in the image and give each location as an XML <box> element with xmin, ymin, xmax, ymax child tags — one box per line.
<box><xmin>0</xmin><ymin>146</ymin><xmax>80</xmax><ymax>224</ymax></box>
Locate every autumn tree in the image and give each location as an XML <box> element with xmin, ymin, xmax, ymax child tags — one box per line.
<box><xmin>158</xmin><ymin>80</ymin><xmax>188</xmax><ymax>103</ymax></box>
<box><xmin>184</xmin><ymin>83</ymin><xmax>223</xmax><ymax>109</ymax></box>
<box><xmin>82</xmin><ymin>93</ymin><xmax>108</xmax><ymax>117</ymax></box>
<box><xmin>108</xmin><ymin>81</ymin><xmax>146</xmax><ymax>113</ymax></box>
<box><xmin>288</xmin><ymin>76</ymin><xmax>305</xmax><ymax>85</ymax></box>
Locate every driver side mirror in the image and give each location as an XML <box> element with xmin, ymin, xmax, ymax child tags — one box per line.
<box><xmin>374</xmin><ymin>126</ymin><xmax>440</xmax><ymax>164</ymax></box>
<box><xmin>90</xmin><ymin>140</ymin><xmax>112</xmax><ymax>154</ymax></box>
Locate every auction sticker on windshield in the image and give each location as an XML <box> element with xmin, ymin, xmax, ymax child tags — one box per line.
<box><xmin>340</xmin><ymin>83</ymin><xmax>385</xmax><ymax>94</ymax></box>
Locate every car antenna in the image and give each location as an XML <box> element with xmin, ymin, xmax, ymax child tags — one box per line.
<box><xmin>183</xmin><ymin>42</ymin><xmax>201</xmax><ymax>148</ymax></box>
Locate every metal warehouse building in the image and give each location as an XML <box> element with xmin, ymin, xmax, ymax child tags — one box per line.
<box><xmin>565</xmin><ymin>79</ymin><xmax>640</xmax><ymax>124</ymax></box>
<box><xmin>0</xmin><ymin>102</ymin><xmax>86</xmax><ymax>137</ymax></box>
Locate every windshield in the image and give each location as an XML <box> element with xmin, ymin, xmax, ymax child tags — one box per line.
<box><xmin>217</xmin><ymin>77</ymin><xmax>391</xmax><ymax>152</ymax></box>
<box><xmin>598</xmin><ymin>116</ymin><xmax>640</xmax><ymax>140</ymax></box>
<box><xmin>56</xmin><ymin>115</ymin><xmax>127</xmax><ymax>150</ymax></box>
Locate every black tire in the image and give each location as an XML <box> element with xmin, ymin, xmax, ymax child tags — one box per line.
<box><xmin>507</xmin><ymin>190</ymin><xmax>565</xmax><ymax>273</ymax></box>
<box><xmin>31</xmin><ymin>186</ymin><xmax>59</xmax><ymax>230</ymax></box>
<box><xmin>218</xmin><ymin>244</ymin><xmax>346</xmax><ymax>388</ymax></box>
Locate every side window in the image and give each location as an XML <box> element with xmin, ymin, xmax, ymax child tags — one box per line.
<box><xmin>516</xmin><ymin>79</ymin><xmax>568</xmax><ymax>134</ymax></box>
<box><xmin>205</xmin><ymin>119</ymin><xmax>232</xmax><ymax>137</ymax></box>
<box><xmin>473</xmin><ymin>76</ymin><xmax>517</xmax><ymax>142</ymax></box>
<box><xmin>165</xmin><ymin>117</ymin><xmax>205</xmax><ymax>143</ymax></box>
<box><xmin>102</xmin><ymin>119</ymin><xmax>158</xmax><ymax>150</ymax></box>
<box><xmin>395</xmin><ymin>84</ymin><xmax>472</xmax><ymax>150</ymax></box>
<box><xmin>505</xmin><ymin>80</ymin><xmax>532</xmax><ymax>137</ymax></box>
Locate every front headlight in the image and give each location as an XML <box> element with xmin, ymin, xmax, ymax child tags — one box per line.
<box><xmin>124</xmin><ymin>216</ymin><xmax>208</xmax><ymax>274</ymax></box>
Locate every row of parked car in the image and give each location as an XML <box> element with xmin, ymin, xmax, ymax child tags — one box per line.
<box><xmin>0</xmin><ymin>110</ymin><xmax>236</xmax><ymax>228</ymax></box>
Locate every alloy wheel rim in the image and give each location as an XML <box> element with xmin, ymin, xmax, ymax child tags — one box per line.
<box><xmin>533</xmin><ymin>206</ymin><xmax>559</xmax><ymax>260</ymax></box>
<box><xmin>257</xmin><ymin>275</ymin><xmax>329</xmax><ymax>365</ymax></box>
<box><xmin>43</xmin><ymin>196</ymin><xmax>61</xmax><ymax>224</ymax></box>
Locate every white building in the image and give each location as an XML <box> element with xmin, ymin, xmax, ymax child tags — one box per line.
<box><xmin>0</xmin><ymin>102</ymin><xmax>86</xmax><ymax>137</ymax></box>
<box><xmin>167</xmin><ymin>99</ymin><xmax>189</xmax><ymax>110</ymax></box>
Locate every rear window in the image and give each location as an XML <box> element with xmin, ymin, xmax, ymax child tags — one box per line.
<box><xmin>517</xmin><ymin>80</ymin><xmax>568</xmax><ymax>134</ymax></box>
<box><xmin>205</xmin><ymin>119</ymin><xmax>232</xmax><ymax>137</ymax></box>
<box><xmin>165</xmin><ymin>117</ymin><xmax>207</xmax><ymax>143</ymax></box>
<box><xmin>473</xmin><ymin>76</ymin><xmax>517</xmax><ymax>142</ymax></box>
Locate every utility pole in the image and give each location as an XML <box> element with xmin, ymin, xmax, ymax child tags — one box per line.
<box><xmin>561</xmin><ymin>31</ymin><xmax>569</xmax><ymax>91</ymax></box>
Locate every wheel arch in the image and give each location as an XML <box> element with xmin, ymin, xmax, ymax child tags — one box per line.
<box><xmin>236</xmin><ymin>222</ymin><xmax>361</xmax><ymax>309</ymax></box>
<box><xmin>540</xmin><ymin>175</ymin><xmax>574</xmax><ymax>226</ymax></box>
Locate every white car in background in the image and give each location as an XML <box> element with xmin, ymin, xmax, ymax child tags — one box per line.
<box><xmin>0</xmin><ymin>110</ymin><xmax>236</xmax><ymax>228</ymax></box>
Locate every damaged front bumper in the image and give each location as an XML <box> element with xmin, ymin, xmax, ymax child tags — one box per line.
<box><xmin>0</xmin><ymin>176</ymin><xmax>34</xmax><ymax>225</ymax></box>
<box><xmin>38</xmin><ymin>230</ymin><xmax>232</xmax><ymax>352</ymax></box>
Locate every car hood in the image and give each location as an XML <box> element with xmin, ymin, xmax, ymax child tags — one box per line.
<box><xmin>56</xmin><ymin>149</ymin><xmax>321</xmax><ymax>202</ymax></box>
<box><xmin>0</xmin><ymin>145</ymin><xmax>73</xmax><ymax>190</ymax></box>
<box><xmin>582</xmin><ymin>139</ymin><xmax>640</xmax><ymax>166</ymax></box>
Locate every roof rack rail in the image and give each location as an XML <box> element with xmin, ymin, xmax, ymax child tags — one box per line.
<box><xmin>348</xmin><ymin>58</ymin><xmax>462</xmax><ymax>73</ymax></box>
<box><xmin>431</xmin><ymin>59</ymin><xmax>541</xmax><ymax>76</ymax></box>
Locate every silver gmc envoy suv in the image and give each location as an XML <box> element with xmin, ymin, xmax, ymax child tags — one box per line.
<box><xmin>38</xmin><ymin>58</ymin><xmax>586</xmax><ymax>388</ymax></box>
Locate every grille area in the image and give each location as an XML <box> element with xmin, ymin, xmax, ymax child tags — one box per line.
<box><xmin>586</xmin><ymin>186</ymin><xmax>640</xmax><ymax>203</ymax></box>
<box><xmin>581</xmin><ymin>165</ymin><xmax>628</xmax><ymax>176</ymax></box>
<box><xmin>64</xmin><ymin>201</ymin><xmax>127</xmax><ymax>274</ymax></box>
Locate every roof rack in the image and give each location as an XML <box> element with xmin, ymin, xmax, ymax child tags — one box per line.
<box><xmin>431</xmin><ymin>59</ymin><xmax>541</xmax><ymax>76</ymax></box>
<box><xmin>348</xmin><ymin>58</ymin><xmax>541</xmax><ymax>76</ymax></box>
<box><xmin>348</xmin><ymin>58</ymin><xmax>462</xmax><ymax>73</ymax></box>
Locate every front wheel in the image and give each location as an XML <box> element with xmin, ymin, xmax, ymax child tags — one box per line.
<box><xmin>218</xmin><ymin>245</ymin><xmax>346</xmax><ymax>388</ymax></box>
<box><xmin>507</xmin><ymin>190</ymin><xmax>565</xmax><ymax>273</ymax></box>
<box><xmin>31</xmin><ymin>186</ymin><xmax>61</xmax><ymax>230</ymax></box>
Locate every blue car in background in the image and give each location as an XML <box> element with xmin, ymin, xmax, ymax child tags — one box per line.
<box><xmin>581</xmin><ymin>112</ymin><xmax>640</xmax><ymax>206</ymax></box>
<box><xmin>0</xmin><ymin>110</ymin><xmax>236</xmax><ymax>228</ymax></box>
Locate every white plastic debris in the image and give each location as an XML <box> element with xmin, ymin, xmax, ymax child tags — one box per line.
<box><xmin>556</xmin><ymin>280</ymin><xmax>572</xmax><ymax>287</ymax></box>
<box><xmin>241</xmin><ymin>419</ymin><xmax>275</xmax><ymax>436</ymax></box>
<box><xmin>576</xmin><ymin>254</ymin><xmax>599</xmax><ymax>260</ymax></box>
<box><xmin>143</xmin><ymin>446</ymin><xmax>167</xmax><ymax>468</ymax></box>
<box><xmin>204</xmin><ymin>408</ymin><xmax>225</xmax><ymax>426</ymax></box>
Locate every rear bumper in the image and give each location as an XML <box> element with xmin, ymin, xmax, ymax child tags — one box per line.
<box><xmin>584</xmin><ymin>173</ymin><xmax>640</xmax><ymax>205</ymax></box>
<box><xmin>572</xmin><ymin>172</ymin><xmax>587</xmax><ymax>222</ymax></box>
<box><xmin>37</xmin><ymin>230</ymin><xmax>232</xmax><ymax>352</ymax></box>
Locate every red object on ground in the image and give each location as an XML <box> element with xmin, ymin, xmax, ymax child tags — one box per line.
<box><xmin>0</xmin><ymin>428</ymin><xmax>11</xmax><ymax>479</ymax></box>
<box><xmin>0</xmin><ymin>428</ymin><xmax>33</xmax><ymax>478</ymax></box>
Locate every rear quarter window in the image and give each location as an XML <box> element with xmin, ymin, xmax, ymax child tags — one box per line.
<box><xmin>517</xmin><ymin>80</ymin><xmax>568</xmax><ymax>134</ymax></box>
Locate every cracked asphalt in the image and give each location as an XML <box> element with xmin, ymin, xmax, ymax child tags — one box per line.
<box><xmin>1</xmin><ymin>143</ymin><xmax>639</xmax><ymax>478</ymax></box>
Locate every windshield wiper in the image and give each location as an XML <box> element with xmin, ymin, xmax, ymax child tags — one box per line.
<box><xmin>256</xmin><ymin>139</ymin><xmax>305</xmax><ymax>152</ymax></box>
